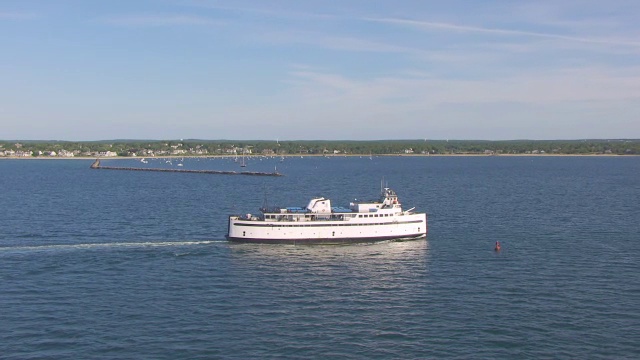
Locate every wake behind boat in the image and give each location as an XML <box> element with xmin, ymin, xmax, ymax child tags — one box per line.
<box><xmin>227</xmin><ymin>187</ymin><xmax>427</xmax><ymax>244</ymax></box>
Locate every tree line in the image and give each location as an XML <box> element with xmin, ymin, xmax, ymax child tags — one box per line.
<box><xmin>1</xmin><ymin>139</ymin><xmax>638</xmax><ymax>156</ymax></box>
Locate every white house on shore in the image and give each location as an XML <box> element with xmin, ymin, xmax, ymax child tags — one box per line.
<box><xmin>98</xmin><ymin>151</ymin><xmax>118</xmax><ymax>157</ymax></box>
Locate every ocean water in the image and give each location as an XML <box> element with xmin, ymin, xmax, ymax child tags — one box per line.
<box><xmin>1</xmin><ymin>156</ymin><xmax>639</xmax><ymax>359</ymax></box>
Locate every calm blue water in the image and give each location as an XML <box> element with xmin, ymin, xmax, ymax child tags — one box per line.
<box><xmin>1</xmin><ymin>156</ymin><xmax>639</xmax><ymax>359</ymax></box>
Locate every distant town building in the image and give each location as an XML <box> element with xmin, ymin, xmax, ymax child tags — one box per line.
<box><xmin>98</xmin><ymin>151</ymin><xmax>118</xmax><ymax>157</ymax></box>
<box><xmin>58</xmin><ymin>150</ymin><xmax>75</xmax><ymax>157</ymax></box>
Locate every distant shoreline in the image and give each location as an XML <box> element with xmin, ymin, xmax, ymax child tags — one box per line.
<box><xmin>1</xmin><ymin>153</ymin><xmax>636</xmax><ymax>160</ymax></box>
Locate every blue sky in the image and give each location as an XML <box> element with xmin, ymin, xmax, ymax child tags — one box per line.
<box><xmin>1</xmin><ymin>0</ymin><xmax>639</xmax><ymax>140</ymax></box>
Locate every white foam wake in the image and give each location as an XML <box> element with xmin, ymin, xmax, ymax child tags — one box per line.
<box><xmin>0</xmin><ymin>240</ymin><xmax>224</xmax><ymax>253</ymax></box>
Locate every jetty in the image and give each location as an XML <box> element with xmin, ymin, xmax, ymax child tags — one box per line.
<box><xmin>90</xmin><ymin>159</ymin><xmax>283</xmax><ymax>177</ymax></box>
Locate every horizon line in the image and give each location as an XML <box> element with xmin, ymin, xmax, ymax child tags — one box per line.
<box><xmin>2</xmin><ymin>138</ymin><xmax>640</xmax><ymax>143</ymax></box>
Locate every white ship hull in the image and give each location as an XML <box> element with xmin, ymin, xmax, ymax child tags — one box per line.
<box><xmin>227</xmin><ymin>213</ymin><xmax>427</xmax><ymax>244</ymax></box>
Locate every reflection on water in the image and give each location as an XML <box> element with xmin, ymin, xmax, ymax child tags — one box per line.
<box><xmin>229</xmin><ymin>238</ymin><xmax>429</xmax><ymax>262</ymax></box>
<box><xmin>218</xmin><ymin>238</ymin><xmax>433</xmax><ymax>359</ymax></box>
<box><xmin>228</xmin><ymin>239</ymin><xmax>431</xmax><ymax>290</ymax></box>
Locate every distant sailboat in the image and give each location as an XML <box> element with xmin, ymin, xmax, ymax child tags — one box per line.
<box><xmin>240</xmin><ymin>150</ymin><xmax>247</xmax><ymax>167</ymax></box>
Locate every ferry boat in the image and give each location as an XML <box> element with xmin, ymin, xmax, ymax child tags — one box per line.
<box><xmin>227</xmin><ymin>187</ymin><xmax>427</xmax><ymax>244</ymax></box>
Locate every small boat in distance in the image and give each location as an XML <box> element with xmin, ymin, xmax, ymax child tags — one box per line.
<box><xmin>240</xmin><ymin>149</ymin><xmax>247</xmax><ymax>167</ymax></box>
<box><xmin>227</xmin><ymin>187</ymin><xmax>427</xmax><ymax>244</ymax></box>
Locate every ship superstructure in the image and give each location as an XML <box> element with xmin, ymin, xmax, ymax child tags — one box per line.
<box><xmin>227</xmin><ymin>188</ymin><xmax>427</xmax><ymax>244</ymax></box>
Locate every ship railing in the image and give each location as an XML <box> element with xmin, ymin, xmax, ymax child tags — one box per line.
<box><xmin>260</xmin><ymin>206</ymin><xmax>310</xmax><ymax>214</ymax></box>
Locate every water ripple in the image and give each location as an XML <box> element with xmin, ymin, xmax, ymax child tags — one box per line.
<box><xmin>1</xmin><ymin>157</ymin><xmax>639</xmax><ymax>359</ymax></box>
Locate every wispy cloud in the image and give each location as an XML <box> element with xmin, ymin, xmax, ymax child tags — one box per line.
<box><xmin>187</xmin><ymin>1</ymin><xmax>640</xmax><ymax>48</ymax></box>
<box><xmin>186</xmin><ymin>1</ymin><xmax>337</xmax><ymax>21</ymax></box>
<box><xmin>102</xmin><ymin>14</ymin><xmax>221</xmax><ymax>27</ymax></box>
<box><xmin>364</xmin><ymin>17</ymin><xmax>640</xmax><ymax>48</ymax></box>
<box><xmin>508</xmin><ymin>1</ymin><xmax>640</xmax><ymax>33</ymax></box>
<box><xmin>0</xmin><ymin>11</ymin><xmax>38</xmax><ymax>20</ymax></box>
<box><xmin>255</xmin><ymin>30</ymin><xmax>420</xmax><ymax>55</ymax></box>
<box><xmin>283</xmin><ymin>65</ymin><xmax>640</xmax><ymax>108</ymax></box>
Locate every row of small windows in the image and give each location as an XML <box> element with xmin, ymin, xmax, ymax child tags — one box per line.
<box><xmin>264</xmin><ymin>214</ymin><xmax>394</xmax><ymax>219</ymax></box>
<box><xmin>358</xmin><ymin>214</ymin><xmax>393</xmax><ymax>218</ymax></box>
<box><xmin>237</xmin><ymin>222</ymin><xmax>400</xmax><ymax>228</ymax></box>
<box><xmin>263</xmin><ymin>213</ymin><xmax>394</xmax><ymax>220</ymax></box>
